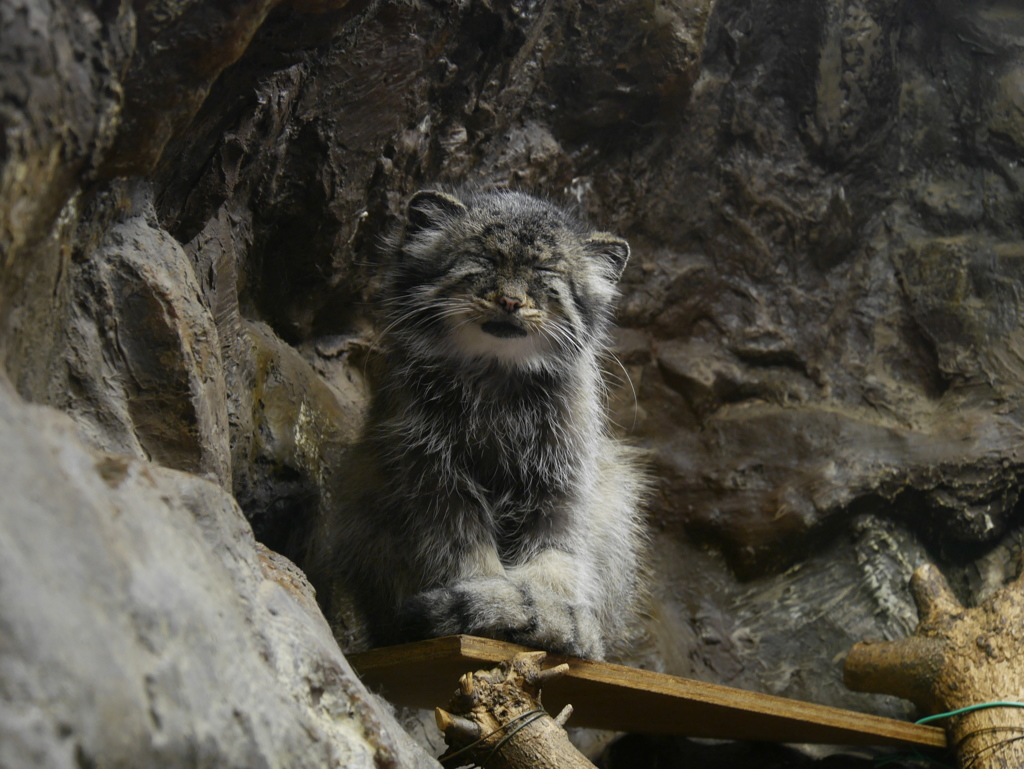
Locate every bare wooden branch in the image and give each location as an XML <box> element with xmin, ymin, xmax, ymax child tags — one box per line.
<box><xmin>435</xmin><ymin>651</ymin><xmax>596</xmax><ymax>769</ymax></box>
<box><xmin>436</xmin><ymin>707</ymin><xmax>484</xmax><ymax>744</ymax></box>
<box><xmin>910</xmin><ymin>563</ymin><xmax>965</xmax><ymax>629</ymax></box>
<box><xmin>533</xmin><ymin>663</ymin><xmax>571</xmax><ymax>687</ymax></box>
<box><xmin>844</xmin><ymin>636</ymin><xmax>945</xmax><ymax>706</ymax></box>
<box><xmin>845</xmin><ymin>564</ymin><xmax>1024</xmax><ymax>769</ymax></box>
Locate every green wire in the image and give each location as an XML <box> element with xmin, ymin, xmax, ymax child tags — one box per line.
<box><xmin>916</xmin><ymin>701</ymin><xmax>1024</xmax><ymax>725</ymax></box>
<box><xmin>869</xmin><ymin>702</ymin><xmax>1024</xmax><ymax>767</ymax></box>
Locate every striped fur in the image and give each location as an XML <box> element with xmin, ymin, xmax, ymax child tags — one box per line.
<box><xmin>309</xmin><ymin>189</ymin><xmax>646</xmax><ymax>659</ymax></box>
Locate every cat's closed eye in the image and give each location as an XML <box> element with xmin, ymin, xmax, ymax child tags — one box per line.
<box><xmin>466</xmin><ymin>252</ymin><xmax>497</xmax><ymax>266</ymax></box>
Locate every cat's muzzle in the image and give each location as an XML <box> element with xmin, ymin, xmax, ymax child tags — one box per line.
<box><xmin>480</xmin><ymin>319</ymin><xmax>529</xmax><ymax>339</ymax></box>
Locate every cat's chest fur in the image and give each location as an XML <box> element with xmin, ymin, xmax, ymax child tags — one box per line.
<box><xmin>376</xmin><ymin>361</ymin><xmax>588</xmax><ymax>527</ymax></box>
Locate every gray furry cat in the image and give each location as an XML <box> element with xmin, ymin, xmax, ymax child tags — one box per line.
<box><xmin>310</xmin><ymin>189</ymin><xmax>646</xmax><ymax>660</ymax></box>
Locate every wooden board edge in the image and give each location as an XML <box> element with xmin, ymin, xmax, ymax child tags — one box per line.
<box><xmin>451</xmin><ymin>636</ymin><xmax>945</xmax><ymax>748</ymax></box>
<box><xmin>347</xmin><ymin>635</ymin><xmax>947</xmax><ymax>749</ymax></box>
<box><xmin>346</xmin><ymin>634</ymin><xmax>469</xmax><ymax>671</ymax></box>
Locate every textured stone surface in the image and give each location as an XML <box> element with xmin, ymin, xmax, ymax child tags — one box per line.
<box><xmin>57</xmin><ymin>184</ymin><xmax>231</xmax><ymax>485</ymax></box>
<box><xmin>4</xmin><ymin>0</ymin><xmax>1024</xmax><ymax>766</ymax></box>
<box><xmin>0</xmin><ymin>376</ymin><xmax>436</xmax><ymax>769</ymax></box>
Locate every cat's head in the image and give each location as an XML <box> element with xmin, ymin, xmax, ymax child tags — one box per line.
<box><xmin>384</xmin><ymin>189</ymin><xmax>629</xmax><ymax>371</ymax></box>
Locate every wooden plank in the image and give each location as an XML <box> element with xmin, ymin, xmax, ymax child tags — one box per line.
<box><xmin>347</xmin><ymin>635</ymin><xmax>946</xmax><ymax>748</ymax></box>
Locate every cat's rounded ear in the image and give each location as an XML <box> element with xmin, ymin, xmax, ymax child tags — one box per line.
<box><xmin>584</xmin><ymin>233</ymin><xmax>630</xmax><ymax>280</ymax></box>
<box><xmin>406</xmin><ymin>190</ymin><xmax>468</xmax><ymax>236</ymax></box>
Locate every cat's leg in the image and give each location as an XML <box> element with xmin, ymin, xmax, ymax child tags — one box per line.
<box><xmin>397</xmin><ymin>445</ymin><xmax>645</xmax><ymax>659</ymax></box>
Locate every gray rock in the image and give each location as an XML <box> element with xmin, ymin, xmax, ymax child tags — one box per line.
<box><xmin>0</xmin><ymin>377</ymin><xmax>437</xmax><ymax>769</ymax></box>
<box><xmin>58</xmin><ymin>185</ymin><xmax>231</xmax><ymax>487</ymax></box>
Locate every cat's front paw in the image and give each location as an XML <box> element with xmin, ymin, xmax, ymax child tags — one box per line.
<box><xmin>396</xmin><ymin>577</ymin><xmax>530</xmax><ymax>642</ymax></box>
<box><xmin>396</xmin><ymin>577</ymin><xmax>605</xmax><ymax>659</ymax></box>
<box><xmin>511</xmin><ymin>600</ymin><xmax>604</xmax><ymax>660</ymax></box>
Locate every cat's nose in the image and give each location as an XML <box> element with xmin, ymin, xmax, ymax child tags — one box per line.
<box><xmin>498</xmin><ymin>296</ymin><xmax>524</xmax><ymax>313</ymax></box>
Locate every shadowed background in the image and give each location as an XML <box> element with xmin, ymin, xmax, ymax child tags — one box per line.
<box><xmin>2</xmin><ymin>0</ymin><xmax>1022</xmax><ymax>766</ymax></box>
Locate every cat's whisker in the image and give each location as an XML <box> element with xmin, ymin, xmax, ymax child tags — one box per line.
<box><xmin>605</xmin><ymin>351</ymin><xmax>639</xmax><ymax>432</ymax></box>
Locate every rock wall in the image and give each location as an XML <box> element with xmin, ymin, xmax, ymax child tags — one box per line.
<box><xmin>3</xmin><ymin>0</ymin><xmax>1024</xmax><ymax>766</ymax></box>
<box><xmin>0</xmin><ymin>381</ymin><xmax>435</xmax><ymax>768</ymax></box>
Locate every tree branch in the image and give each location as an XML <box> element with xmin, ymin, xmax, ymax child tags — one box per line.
<box><xmin>435</xmin><ymin>651</ymin><xmax>596</xmax><ymax>769</ymax></box>
<box><xmin>845</xmin><ymin>564</ymin><xmax>1024</xmax><ymax>769</ymax></box>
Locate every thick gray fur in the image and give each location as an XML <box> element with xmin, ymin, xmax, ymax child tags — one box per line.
<box><xmin>308</xmin><ymin>189</ymin><xmax>647</xmax><ymax>660</ymax></box>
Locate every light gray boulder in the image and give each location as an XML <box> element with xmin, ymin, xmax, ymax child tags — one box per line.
<box><xmin>0</xmin><ymin>377</ymin><xmax>437</xmax><ymax>769</ymax></box>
